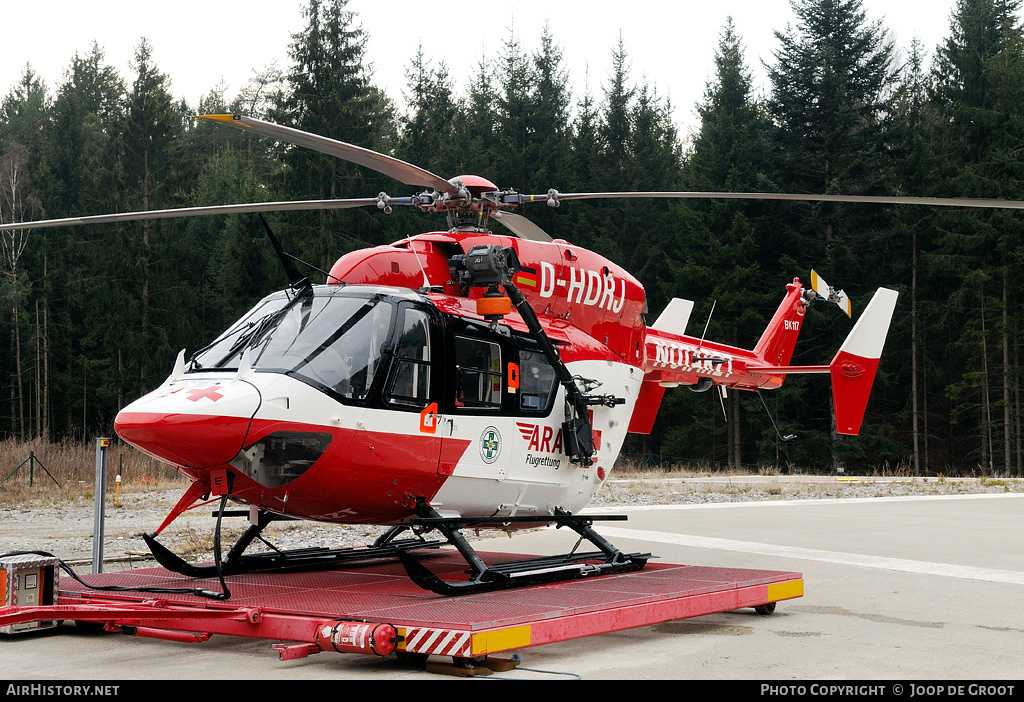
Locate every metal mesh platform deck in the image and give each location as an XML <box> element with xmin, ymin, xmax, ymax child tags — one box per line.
<box><xmin>46</xmin><ymin>550</ymin><xmax>802</xmax><ymax>658</ymax></box>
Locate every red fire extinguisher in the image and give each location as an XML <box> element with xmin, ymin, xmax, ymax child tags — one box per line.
<box><xmin>315</xmin><ymin>619</ymin><xmax>398</xmax><ymax>656</ymax></box>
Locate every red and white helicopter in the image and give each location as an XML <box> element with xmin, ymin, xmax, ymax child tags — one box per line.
<box><xmin>3</xmin><ymin>114</ymin><xmax>911</xmax><ymax>595</ymax></box>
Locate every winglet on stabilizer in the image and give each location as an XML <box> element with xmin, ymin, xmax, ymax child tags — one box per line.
<box><xmin>830</xmin><ymin>287</ymin><xmax>898</xmax><ymax>435</ymax></box>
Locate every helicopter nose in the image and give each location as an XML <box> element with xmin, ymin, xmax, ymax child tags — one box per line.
<box><xmin>114</xmin><ymin>380</ymin><xmax>261</xmax><ymax>469</ymax></box>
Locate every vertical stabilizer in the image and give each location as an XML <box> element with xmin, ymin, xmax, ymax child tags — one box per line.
<box><xmin>651</xmin><ymin>298</ymin><xmax>694</xmax><ymax>337</ymax></box>
<box><xmin>830</xmin><ymin>288</ymin><xmax>898</xmax><ymax>435</ymax></box>
<box><xmin>753</xmin><ymin>280</ymin><xmax>806</xmax><ymax>368</ymax></box>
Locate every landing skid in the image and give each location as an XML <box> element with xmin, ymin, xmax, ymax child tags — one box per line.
<box><xmin>143</xmin><ymin>511</ymin><xmax>442</xmax><ymax>578</ymax></box>
<box><xmin>396</xmin><ymin>500</ymin><xmax>651</xmax><ymax>596</ymax></box>
<box><xmin>142</xmin><ymin>502</ymin><xmax>649</xmax><ymax>597</ymax></box>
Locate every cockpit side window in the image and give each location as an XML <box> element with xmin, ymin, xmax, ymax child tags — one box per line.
<box><xmin>454</xmin><ymin>336</ymin><xmax>502</xmax><ymax>409</ymax></box>
<box><xmin>518</xmin><ymin>348</ymin><xmax>558</xmax><ymax>414</ymax></box>
<box><xmin>322</xmin><ymin>299</ymin><xmax>393</xmax><ymax>400</ymax></box>
<box><xmin>387</xmin><ymin>307</ymin><xmax>433</xmax><ymax>405</ymax></box>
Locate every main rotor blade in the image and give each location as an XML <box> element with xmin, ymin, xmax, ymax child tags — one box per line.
<box><xmin>199</xmin><ymin>114</ymin><xmax>459</xmax><ymax>196</ymax></box>
<box><xmin>0</xmin><ymin>198</ymin><xmax>380</xmax><ymax>233</ymax></box>
<box><xmin>491</xmin><ymin>211</ymin><xmax>553</xmax><ymax>242</ymax></box>
<box><xmin>532</xmin><ymin>191</ymin><xmax>1024</xmax><ymax>210</ymax></box>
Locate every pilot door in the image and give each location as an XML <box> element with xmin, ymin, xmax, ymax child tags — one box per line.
<box><xmin>439</xmin><ymin>325</ymin><xmax>514</xmax><ymax>481</ymax></box>
<box><xmin>430</xmin><ymin>324</ymin><xmax>570</xmax><ymax>518</ymax></box>
<box><xmin>347</xmin><ymin>303</ymin><xmax>447</xmax><ymax>511</ymax></box>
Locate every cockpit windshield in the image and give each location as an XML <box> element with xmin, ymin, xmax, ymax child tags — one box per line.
<box><xmin>191</xmin><ymin>289</ymin><xmax>395</xmax><ymax>401</ymax></box>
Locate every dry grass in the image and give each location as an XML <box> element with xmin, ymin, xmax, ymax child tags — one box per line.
<box><xmin>611</xmin><ymin>458</ymin><xmax>773</xmax><ymax>479</ymax></box>
<box><xmin>169</xmin><ymin>521</ymin><xmax>252</xmax><ymax>560</ymax></box>
<box><xmin>611</xmin><ymin>457</ymin><xmax>998</xmax><ymax>480</ymax></box>
<box><xmin>866</xmin><ymin>460</ymin><xmax>918</xmax><ymax>477</ymax></box>
<box><xmin>0</xmin><ymin>438</ymin><xmax>187</xmax><ymax>507</ymax></box>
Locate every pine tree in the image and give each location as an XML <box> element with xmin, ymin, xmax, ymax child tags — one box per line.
<box><xmin>766</xmin><ymin>0</ymin><xmax>899</xmax><ymax>470</ymax></box>
<box><xmin>397</xmin><ymin>44</ymin><xmax>459</xmax><ymax>177</ymax></box>
<box><xmin>598</xmin><ymin>35</ymin><xmax>635</xmax><ymax>193</ymax></box>
<box><xmin>272</xmin><ymin>0</ymin><xmax>397</xmax><ymax>270</ymax></box>
<box><xmin>562</xmin><ymin>72</ymin><xmax>604</xmax><ymax>251</ymax></box>
<box><xmin>767</xmin><ymin>0</ymin><xmax>896</xmax><ymax>274</ymax></box>
<box><xmin>493</xmin><ymin>28</ymin><xmax>532</xmax><ymax>191</ymax></box>
<box><xmin>524</xmin><ymin>24</ymin><xmax>572</xmax><ymax>192</ymax></box>
<box><xmin>888</xmin><ymin>39</ymin><xmax>942</xmax><ymax>475</ymax></box>
<box><xmin>665</xmin><ymin>19</ymin><xmax>774</xmax><ymax>469</ymax></box>
<box><xmin>44</xmin><ymin>44</ymin><xmax>123</xmax><ymax>218</ymax></box>
<box><xmin>38</xmin><ymin>44</ymin><xmax>125</xmax><ymax>439</ymax></box>
<box><xmin>929</xmin><ymin>0</ymin><xmax>1024</xmax><ymax>474</ymax></box>
<box><xmin>932</xmin><ymin>0</ymin><xmax>1023</xmax><ymax>162</ymax></box>
<box><xmin>0</xmin><ymin>66</ymin><xmax>49</xmax><ymax>161</ymax></box>
<box><xmin>93</xmin><ymin>38</ymin><xmax>183</xmax><ymax>413</ymax></box>
<box><xmin>454</xmin><ymin>56</ymin><xmax>498</xmax><ymax>177</ymax></box>
<box><xmin>0</xmin><ymin>66</ymin><xmax>49</xmax><ymax>440</ymax></box>
<box><xmin>570</xmin><ymin>73</ymin><xmax>601</xmax><ymax>191</ymax></box>
<box><xmin>522</xmin><ymin>24</ymin><xmax>573</xmax><ymax>237</ymax></box>
<box><xmin>625</xmin><ymin>80</ymin><xmax>680</xmax><ymax>303</ymax></box>
<box><xmin>0</xmin><ymin>142</ymin><xmax>41</xmax><ymax>439</ymax></box>
<box><xmin>575</xmin><ymin>36</ymin><xmax>637</xmax><ymax>269</ymax></box>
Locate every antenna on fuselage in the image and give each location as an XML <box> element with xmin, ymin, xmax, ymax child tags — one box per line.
<box><xmin>257</xmin><ymin>214</ymin><xmax>343</xmax><ymax>287</ymax></box>
<box><xmin>258</xmin><ymin>214</ymin><xmax>309</xmax><ymax>290</ymax></box>
<box><xmin>697</xmin><ymin>300</ymin><xmax>717</xmax><ymax>350</ymax></box>
<box><xmin>405</xmin><ymin>232</ymin><xmax>430</xmax><ymax>289</ymax></box>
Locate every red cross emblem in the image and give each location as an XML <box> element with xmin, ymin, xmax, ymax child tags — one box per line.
<box><xmin>186</xmin><ymin>386</ymin><xmax>224</xmax><ymax>403</ymax></box>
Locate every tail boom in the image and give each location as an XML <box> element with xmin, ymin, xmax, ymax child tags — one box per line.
<box><xmin>630</xmin><ymin>279</ymin><xmax>811</xmax><ymax>433</ymax></box>
<box><xmin>629</xmin><ymin>278</ymin><xmax>896</xmax><ymax>438</ymax></box>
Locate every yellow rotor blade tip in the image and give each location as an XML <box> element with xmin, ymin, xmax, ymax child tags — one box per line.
<box><xmin>195</xmin><ymin>114</ymin><xmax>240</xmax><ymax>123</ymax></box>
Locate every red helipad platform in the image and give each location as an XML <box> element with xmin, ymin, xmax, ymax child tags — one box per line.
<box><xmin>6</xmin><ymin>550</ymin><xmax>803</xmax><ymax>661</ymax></box>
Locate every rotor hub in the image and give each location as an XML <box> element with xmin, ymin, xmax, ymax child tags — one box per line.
<box><xmin>449</xmin><ymin>175</ymin><xmax>498</xmax><ymax>196</ymax></box>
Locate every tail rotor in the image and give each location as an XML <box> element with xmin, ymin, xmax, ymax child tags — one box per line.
<box><xmin>810</xmin><ymin>269</ymin><xmax>852</xmax><ymax>318</ymax></box>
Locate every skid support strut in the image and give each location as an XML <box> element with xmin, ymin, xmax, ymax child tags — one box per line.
<box><xmin>396</xmin><ymin>499</ymin><xmax>650</xmax><ymax>596</ymax></box>
<box><xmin>143</xmin><ymin>508</ymin><xmax>441</xmax><ymax>579</ymax></box>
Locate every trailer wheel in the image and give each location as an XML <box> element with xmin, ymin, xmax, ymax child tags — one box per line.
<box><xmin>755</xmin><ymin>602</ymin><xmax>777</xmax><ymax>616</ymax></box>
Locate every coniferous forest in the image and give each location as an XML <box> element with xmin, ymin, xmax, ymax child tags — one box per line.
<box><xmin>2</xmin><ymin>0</ymin><xmax>1023</xmax><ymax>475</ymax></box>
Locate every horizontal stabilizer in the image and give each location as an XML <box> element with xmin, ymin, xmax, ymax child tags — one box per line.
<box><xmin>651</xmin><ymin>298</ymin><xmax>694</xmax><ymax>337</ymax></box>
<box><xmin>831</xmin><ymin>287</ymin><xmax>898</xmax><ymax>435</ymax></box>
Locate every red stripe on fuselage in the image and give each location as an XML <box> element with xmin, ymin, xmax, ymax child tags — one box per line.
<box><xmin>114</xmin><ymin>411</ymin><xmax>252</xmax><ymax>469</ymax></box>
<box><xmin>118</xmin><ymin>411</ymin><xmax>472</xmax><ymax>524</ymax></box>
<box><xmin>245</xmin><ymin>418</ymin><xmax>473</xmax><ymax>523</ymax></box>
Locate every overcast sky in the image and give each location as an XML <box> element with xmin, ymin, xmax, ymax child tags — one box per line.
<box><xmin>0</xmin><ymin>1</ymin><xmax>1006</xmax><ymax>139</ymax></box>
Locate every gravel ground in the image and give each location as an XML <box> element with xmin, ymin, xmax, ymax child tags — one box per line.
<box><xmin>1</xmin><ymin>474</ymin><xmax>1021</xmax><ymax>570</ymax></box>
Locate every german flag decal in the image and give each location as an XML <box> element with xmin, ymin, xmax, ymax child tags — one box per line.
<box><xmin>515</xmin><ymin>266</ymin><xmax>538</xmax><ymax>288</ymax></box>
